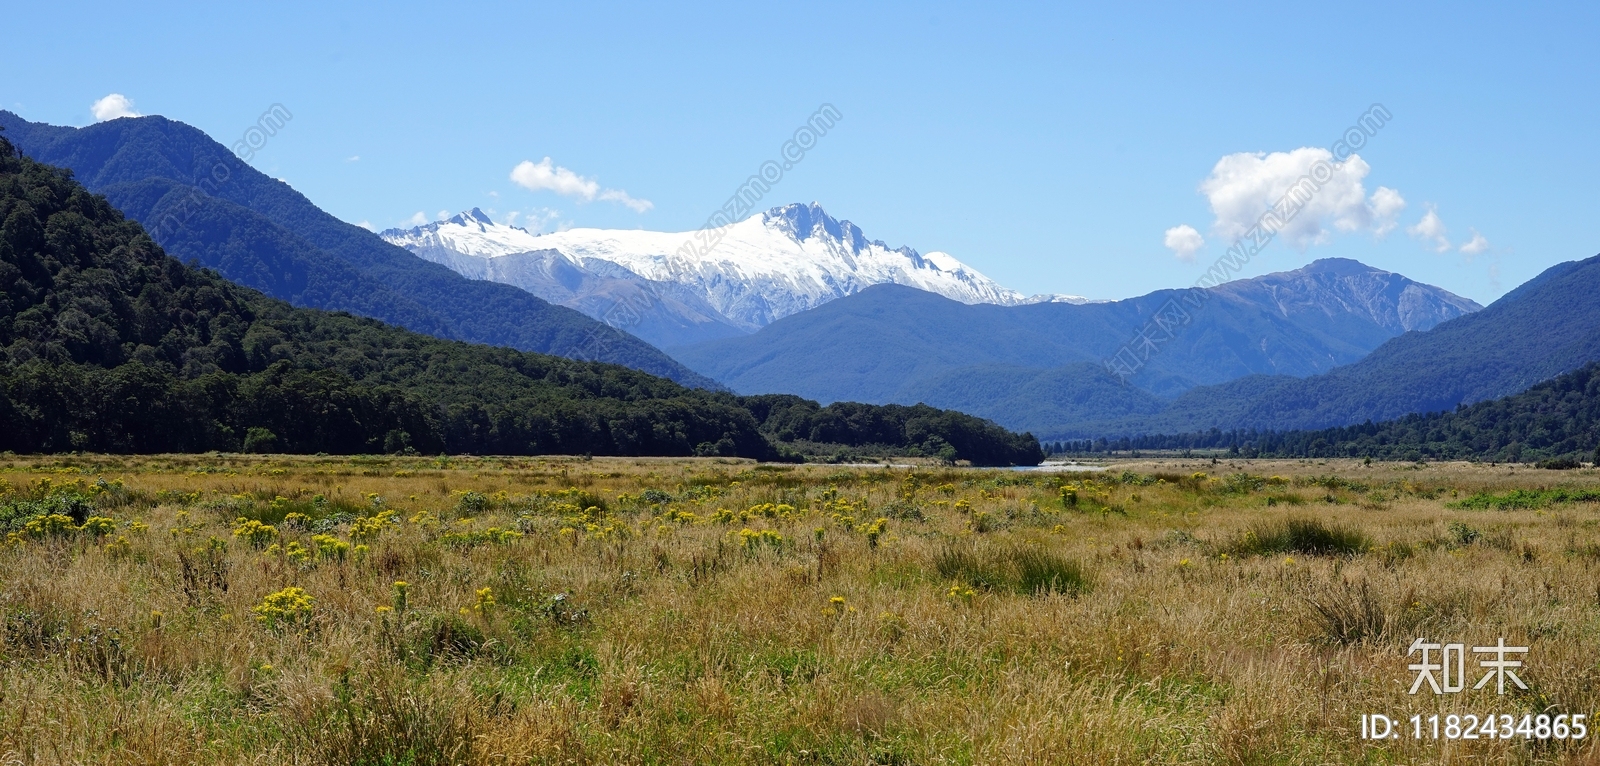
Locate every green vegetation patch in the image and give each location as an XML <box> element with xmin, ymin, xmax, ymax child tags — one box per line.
<box><xmin>1451</xmin><ymin>488</ymin><xmax>1600</xmax><ymax>510</ymax></box>
<box><xmin>1225</xmin><ymin>518</ymin><xmax>1370</xmax><ymax>557</ymax></box>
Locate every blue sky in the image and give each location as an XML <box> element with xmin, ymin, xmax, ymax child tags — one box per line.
<box><xmin>6</xmin><ymin>1</ymin><xmax>1598</xmax><ymax>303</ymax></box>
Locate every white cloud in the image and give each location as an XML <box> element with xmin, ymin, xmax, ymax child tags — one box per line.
<box><xmin>1198</xmin><ymin>148</ymin><xmax>1405</xmax><ymax>250</ymax></box>
<box><xmin>436</xmin><ymin>210</ymin><xmax>449</xmax><ymax>220</ymax></box>
<box><xmin>510</xmin><ymin>157</ymin><xmax>652</xmax><ymax>212</ymax></box>
<box><xmin>1163</xmin><ymin>224</ymin><xmax>1205</xmax><ymax>262</ymax></box>
<box><xmin>1369</xmin><ymin>186</ymin><xmax>1406</xmax><ymax>236</ymax></box>
<box><xmin>403</xmin><ymin>211</ymin><xmax>428</xmax><ymax>227</ymax></box>
<box><xmin>1460</xmin><ymin>228</ymin><xmax>1490</xmax><ymax>255</ymax></box>
<box><xmin>511</xmin><ymin>158</ymin><xmax>600</xmax><ymax>199</ymax></box>
<box><xmin>1408</xmin><ymin>205</ymin><xmax>1451</xmax><ymax>252</ymax></box>
<box><xmin>356</xmin><ymin>220</ymin><xmax>374</xmax><ymax>231</ymax></box>
<box><xmin>598</xmin><ymin>188</ymin><xmax>654</xmax><ymax>213</ymax></box>
<box><xmin>90</xmin><ymin>93</ymin><xmax>140</xmax><ymax>122</ymax></box>
<box><xmin>346</xmin><ymin>155</ymin><xmax>360</xmax><ymax>163</ymax></box>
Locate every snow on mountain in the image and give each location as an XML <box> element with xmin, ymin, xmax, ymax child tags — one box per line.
<box><xmin>381</xmin><ymin>204</ymin><xmax>1081</xmax><ymax>341</ymax></box>
<box><xmin>393</xmin><ymin>207</ymin><xmax>546</xmax><ymax>257</ymax></box>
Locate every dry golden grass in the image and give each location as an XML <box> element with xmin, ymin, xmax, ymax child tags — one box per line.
<box><xmin>1</xmin><ymin>453</ymin><xmax>1599</xmax><ymax>764</ymax></box>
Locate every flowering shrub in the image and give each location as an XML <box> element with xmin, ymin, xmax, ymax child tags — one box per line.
<box><xmin>739</xmin><ymin>528</ymin><xmax>784</xmax><ymax>551</ymax></box>
<box><xmin>24</xmin><ymin>514</ymin><xmax>76</xmax><ymax>538</ymax></box>
<box><xmin>349</xmin><ymin>510</ymin><xmax>398</xmax><ymax>542</ymax></box>
<box><xmin>858</xmin><ymin>517</ymin><xmax>889</xmax><ymax>549</ymax></box>
<box><xmin>311</xmin><ymin>534</ymin><xmax>350</xmax><ymax>561</ymax></box>
<box><xmin>441</xmin><ymin>526</ymin><xmax>521</xmax><ymax>548</ymax></box>
<box><xmin>79</xmin><ymin>516</ymin><xmax>117</xmax><ymax>537</ymax></box>
<box><xmin>253</xmin><ymin>586</ymin><xmax>314</xmax><ymax>630</ymax></box>
<box><xmin>232</xmin><ymin>518</ymin><xmax>278</xmax><ymax>548</ymax></box>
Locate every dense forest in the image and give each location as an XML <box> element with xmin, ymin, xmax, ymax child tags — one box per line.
<box><xmin>0</xmin><ymin>132</ymin><xmax>1043</xmax><ymax>466</ymax></box>
<box><xmin>1059</xmin><ymin>362</ymin><xmax>1600</xmax><ymax>463</ymax></box>
<box><xmin>744</xmin><ymin>396</ymin><xmax>1045</xmax><ymax>465</ymax></box>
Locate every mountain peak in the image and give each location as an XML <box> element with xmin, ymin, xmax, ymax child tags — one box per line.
<box><xmin>1213</xmin><ymin>256</ymin><xmax>1483</xmax><ymax>333</ymax></box>
<box><xmin>381</xmin><ymin>208</ymin><xmax>546</xmax><ymax>258</ymax></box>
<box><xmin>443</xmin><ymin>207</ymin><xmax>495</xmax><ymax>228</ymax></box>
<box><xmin>763</xmin><ymin>202</ymin><xmax>869</xmax><ymax>249</ymax></box>
<box><xmin>1297</xmin><ymin>257</ymin><xmax>1391</xmax><ymax>278</ymax></box>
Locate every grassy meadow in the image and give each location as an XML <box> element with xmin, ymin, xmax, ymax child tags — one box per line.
<box><xmin>3</xmin><ymin>453</ymin><xmax>1600</xmax><ymax>764</ymax></box>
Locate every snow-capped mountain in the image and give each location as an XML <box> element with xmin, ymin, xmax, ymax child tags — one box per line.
<box><xmin>381</xmin><ymin>204</ymin><xmax>1085</xmax><ymax>348</ymax></box>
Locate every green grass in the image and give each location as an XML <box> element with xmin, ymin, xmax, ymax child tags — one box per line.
<box><xmin>1450</xmin><ymin>487</ymin><xmax>1600</xmax><ymax>510</ymax></box>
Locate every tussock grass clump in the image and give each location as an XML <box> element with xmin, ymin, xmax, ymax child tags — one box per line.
<box><xmin>1012</xmin><ymin>546</ymin><xmax>1090</xmax><ymax>595</ymax></box>
<box><xmin>934</xmin><ymin>542</ymin><xmax>1089</xmax><ymax>595</ymax></box>
<box><xmin>1225</xmin><ymin>517</ymin><xmax>1369</xmax><ymax>557</ymax></box>
<box><xmin>933</xmin><ymin>545</ymin><xmax>1007</xmax><ymax>591</ymax></box>
<box><xmin>296</xmin><ymin>669</ymin><xmax>476</xmax><ymax>766</ymax></box>
<box><xmin>1304</xmin><ymin>579</ymin><xmax>1389</xmax><ymax>645</ymax></box>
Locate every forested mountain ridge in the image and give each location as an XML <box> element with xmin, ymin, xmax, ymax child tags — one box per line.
<box><xmin>0</xmin><ymin>111</ymin><xmax>718</xmax><ymax>388</ymax></box>
<box><xmin>1114</xmin><ymin>361</ymin><xmax>1600</xmax><ymax>464</ymax></box>
<box><xmin>0</xmin><ymin>132</ymin><xmax>1043</xmax><ymax>465</ymax></box>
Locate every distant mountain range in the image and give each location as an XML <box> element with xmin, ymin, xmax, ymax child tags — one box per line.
<box><xmin>380</xmin><ymin>203</ymin><xmax>1089</xmax><ymax>348</ymax></box>
<box><xmin>668</xmin><ymin>258</ymin><xmax>1482</xmax><ymax>435</ymax></box>
<box><xmin>1080</xmin><ymin>252</ymin><xmax>1600</xmax><ymax>439</ymax></box>
<box><xmin>0</xmin><ymin>111</ymin><xmax>716</xmax><ymax>388</ymax></box>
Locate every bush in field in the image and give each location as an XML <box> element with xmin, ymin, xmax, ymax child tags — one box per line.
<box><xmin>1536</xmin><ymin>458</ymin><xmax>1582</xmax><ymax>470</ymax></box>
<box><xmin>935</xmin><ymin>542</ymin><xmax>1089</xmax><ymax>596</ymax></box>
<box><xmin>254</xmin><ymin>586</ymin><xmax>315</xmax><ymax>631</ymax></box>
<box><xmin>1227</xmin><ymin>518</ymin><xmax>1369</xmax><ymax>557</ymax></box>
